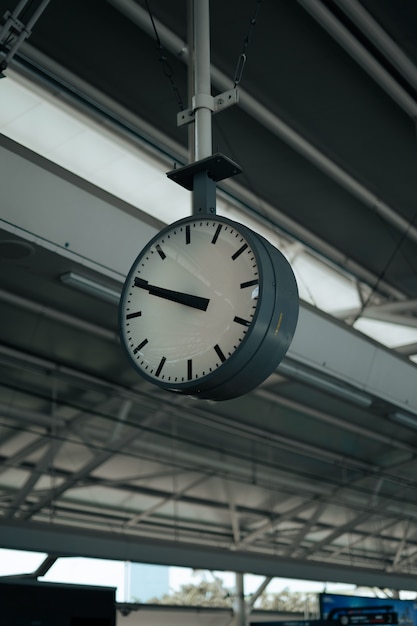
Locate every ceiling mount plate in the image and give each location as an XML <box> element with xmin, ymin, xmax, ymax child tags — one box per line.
<box><xmin>167</xmin><ymin>153</ymin><xmax>242</xmax><ymax>191</ymax></box>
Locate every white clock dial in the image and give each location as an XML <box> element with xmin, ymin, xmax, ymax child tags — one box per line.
<box><xmin>121</xmin><ymin>218</ymin><xmax>260</xmax><ymax>384</ymax></box>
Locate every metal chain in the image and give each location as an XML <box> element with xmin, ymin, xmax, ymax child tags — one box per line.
<box><xmin>145</xmin><ymin>0</ymin><xmax>185</xmax><ymax>111</ymax></box>
<box><xmin>233</xmin><ymin>0</ymin><xmax>263</xmax><ymax>88</ymax></box>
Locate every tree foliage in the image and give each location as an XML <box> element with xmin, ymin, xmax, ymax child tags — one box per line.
<box><xmin>149</xmin><ymin>576</ymin><xmax>233</xmax><ymax>607</ymax></box>
<box><xmin>148</xmin><ymin>578</ymin><xmax>318</xmax><ymax>613</ymax></box>
<box><xmin>258</xmin><ymin>587</ymin><xmax>318</xmax><ymax>613</ymax></box>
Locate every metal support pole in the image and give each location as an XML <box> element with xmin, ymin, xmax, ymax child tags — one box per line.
<box><xmin>193</xmin><ymin>0</ymin><xmax>212</xmax><ymax>161</ymax></box>
<box><xmin>168</xmin><ymin>0</ymin><xmax>240</xmax><ymax>214</ymax></box>
<box><xmin>191</xmin><ymin>0</ymin><xmax>216</xmax><ymax>215</ymax></box>
<box><xmin>187</xmin><ymin>0</ymin><xmax>195</xmax><ymax>165</ymax></box>
<box><xmin>234</xmin><ymin>572</ymin><xmax>248</xmax><ymax>626</ymax></box>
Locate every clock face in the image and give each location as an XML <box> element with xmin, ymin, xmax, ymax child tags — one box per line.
<box><xmin>120</xmin><ymin>217</ymin><xmax>261</xmax><ymax>386</ymax></box>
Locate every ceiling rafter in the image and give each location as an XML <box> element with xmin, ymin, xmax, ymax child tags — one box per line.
<box><xmin>4</xmin><ymin>378</ymin><xmax>417</xmax><ymax>544</ymax></box>
<box><xmin>123</xmin><ymin>472</ymin><xmax>214</xmax><ymax>528</ymax></box>
<box><xmin>390</xmin><ymin>519</ymin><xmax>411</xmax><ymax>570</ymax></box>
<box><xmin>299</xmin><ymin>481</ymin><xmax>414</xmax><ymax>559</ymax></box>
<box><xmin>222</xmin><ymin>477</ymin><xmax>241</xmax><ymax>545</ymax></box>
<box><xmin>4</xmin><ymin>451</ymin><xmax>417</xmax><ymax>552</ymax></box>
<box><xmin>17</xmin><ymin>401</ymin><xmax>136</xmax><ymax>521</ymax></box>
<box><xmin>284</xmin><ymin>501</ymin><xmax>328</xmax><ymax>557</ymax></box>
<box><xmin>4</xmin><ymin>436</ymin><xmax>63</xmax><ymax>520</ymax></box>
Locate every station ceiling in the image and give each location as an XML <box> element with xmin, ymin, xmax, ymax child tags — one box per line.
<box><xmin>1</xmin><ymin>0</ymin><xmax>417</xmax><ymax>594</ymax></box>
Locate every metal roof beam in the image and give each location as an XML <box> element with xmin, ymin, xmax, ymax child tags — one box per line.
<box><xmin>3</xmin><ymin>519</ymin><xmax>417</xmax><ymax>590</ymax></box>
<box><xmin>109</xmin><ymin>0</ymin><xmax>417</xmax><ymax>248</ymax></box>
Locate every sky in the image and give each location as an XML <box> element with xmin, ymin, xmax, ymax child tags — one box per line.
<box><xmin>0</xmin><ymin>548</ymin><xmax>356</xmax><ymax>603</ymax></box>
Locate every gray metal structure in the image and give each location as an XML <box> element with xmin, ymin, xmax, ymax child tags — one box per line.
<box><xmin>1</xmin><ymin>0</ymin><xmax>417</xmax><ymax>595</ymax></box>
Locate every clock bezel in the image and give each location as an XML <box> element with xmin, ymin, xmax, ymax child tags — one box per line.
<box><xmin>119</xmin><ymin>215</ymin><xmax>299</xmax><ymax>400</ymax></box>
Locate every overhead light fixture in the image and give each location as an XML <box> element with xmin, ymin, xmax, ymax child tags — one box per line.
<box><xmin>390</xmin><ymin>411</ymin><xmax>417</xmax><ymax>430</ymax></box>
<box><xmin>60</xmin><ymin>272</ymin><xmax>121</xmax><ymax>305</ymax></box>
<box><xmin>280</xmin><ymin>361</ymin><xmax>372</xmax><ymax>407</ymax></box>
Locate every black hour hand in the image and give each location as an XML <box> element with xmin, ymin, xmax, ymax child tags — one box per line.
<box><xmin>134</xmin><ymin>277</ymin><xmax>209</xmax><ymax>311</ymax></box>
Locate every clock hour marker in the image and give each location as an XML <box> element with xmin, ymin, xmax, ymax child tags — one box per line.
<box><xmin>155</xmin><ymin>356</ymin><xmax>166</xmax><ymax>377</ymax></box>
<box><xmin>187</xmin><ymin>359</ymin><xmax>192</xmax><ymax>380</ymax></box>
<box><xmin>155</xmin><ymin>244</ymin><xmax>166</xmax><ymax>259</ymax></box>
<box><xmin>240</xmin><ymin>279</ymin><xmax>259</xmax><ymax>289</ymax></box>
<box><xmin>126</xmin><ymin>311</ymin><xmax>142</xmax><ymax>319</ymax></box>
<box><xmin>232</xmin><ymin>243</ymin><xmax>248</xmax><ymax>260</ymax></box>
<box><xmin>185</xmin><ymin>224</ymin><xmax>191</xmax><ymax>244</ymax></box>
<box><xmin>214</xmin><ymin>344</ymin><xmax>226</xmax><ymax>363</ymax></box>
<box><xmin>234</xmin><ymin>316</ymin><xmax>251</xmax><ymax>327</ymax></box>
<box><xmin>133</xmin><ymin>338</ymin><xmax>148</xmax><ymax>354</ymax></box>
<box><xmin>211</xmin><ymin>224</ymin><xmax>222</xmax><ymax>244</ymax></box>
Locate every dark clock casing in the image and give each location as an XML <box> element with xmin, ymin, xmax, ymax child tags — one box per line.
<box><xmin>119</xmin><ymin>215</ymin><xmax>299</xmax><ymax>400</ymax></box>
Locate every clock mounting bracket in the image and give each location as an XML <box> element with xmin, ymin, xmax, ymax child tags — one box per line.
<box><xmin>166</xmin><ymin>153</ymin><xmax>242</xmax><ymax>214</ymax></box>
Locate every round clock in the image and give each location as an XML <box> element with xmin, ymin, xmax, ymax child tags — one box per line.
<box><xmin>119</xmin><ymin>215</ymin><xmax>299</xmax><ymax>401</ymax></box>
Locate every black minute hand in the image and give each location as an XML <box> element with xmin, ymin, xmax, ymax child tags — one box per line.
<box><xmin>134</xmin><ymin>277</ymin><xmax>209</xmax><ymax>311</ymax></box>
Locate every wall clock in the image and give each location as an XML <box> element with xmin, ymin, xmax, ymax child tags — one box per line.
<box><xmin>119</xmin><ymin>215</ymin><xmax>299</xmax><ymax>401</ymax></box>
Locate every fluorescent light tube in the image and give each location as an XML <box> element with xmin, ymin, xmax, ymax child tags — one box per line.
<box><xmin>60</xmin><ymin>272</ymin><xmax>120</xmax><ymax>305</ymax></box>
<box><xmin>390</xmin><ymin>411</ymin><xmax>417</xmax><ymax>430</ymax></box>
<box><xmin>280</xmin><ymin>361</ymin><xmax>372</xmax><ymax>407</ymax></box>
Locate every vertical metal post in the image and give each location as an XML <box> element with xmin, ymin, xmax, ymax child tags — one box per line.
<box><xmin>190</xmin><ymin>0</ymin><xmax>216</xmax><ymax>215</ymax></box>
<box><xmin>187</xmin><ymin>0</ymin><xmax>195</xmax><ymax>215</ymax></box>
<box><xmin>193</xmin><ymin>0</ymin><xmax>212</xmax><ymax>160</ymax></box>
<box><xmin>187</xmin><ymin>0</ymin><xmax>195</xmax><ymax>166</ymax></box>
<box><xmin>234</xmin><ymin>572</ymin><xmax>248</xmax><ymax>626</ymax></box>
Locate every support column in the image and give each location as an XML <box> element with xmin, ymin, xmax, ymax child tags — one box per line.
<box><xmin>193</xmin><ymin>0</ymin><xmax>212</xmax><ymax>161</ymax></box>
<box><xmin>234</xmin><ymin>572</ymin><xmax>248</xmax><ymax>626</ymax></box>
<box><xmin>170</xmin><ymin>0</ymin><xmax>241</xmax><ymax>214</ymax></box>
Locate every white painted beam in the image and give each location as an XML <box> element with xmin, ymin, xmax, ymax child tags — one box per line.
<box><xmin>1</xmin><ymin>136</ymin><xmax>416</xmax><ymax>416</ymax></box>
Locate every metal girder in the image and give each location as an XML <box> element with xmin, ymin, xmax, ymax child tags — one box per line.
<box><xmin>0</xmin><ymin>136</ymin><xmax>159</xmax><ymax>282</ymax></box>
<box><xmin>2</xmin><ymin>341</ymin><xmax>417</xmax><ymax>544</ymax></box>
<box><xmin>284</xmin><ymin>502</ymin><xmax>327</xmax><ymax>557</ymax></box>
<box><xmin>123</xmin><ymin>473</ymin><xmax>212</xmax><ymax>528</ymax></box>
<box><xmin>4</xmin><ymin>518</ymin><xmax>417</xmax><ymax>591</ymax></box>
<box><xmin>4</xmin><ymin>436</ymin><xmax>63</xmax><ymax>519</ymax></box>
<box><xmin>17</xmin><ymin>400</ymin><xmax>134</xmax><ymax>521</ymax></box>
<box><xmin>333</xmin><ymin>0</ymin><xmax>417</xmax><ymax>93</ymax></box>
<box><xmin>390</xmin><ymin>520</ymin><xmax>410</xmax><ymax>571</ymax></box>
<box><xmin>2</xmin><ymin>429</ymin><xmax>414</xmax><ymax>557</ymax></box>
<box><xmin>255</xmin><ymin>449</ymin><xmax>417</xmax><ymax>558</ymax></box>
<box><xmin>247</xmin><ymin>576</ymin><xmax>272</xmax><ymax>608</ymax></box>
<box><xmin>256</xmin><ymin>388</ymin><xmax>415</xmax><ymax>455</ymax></box>
<box><xmin>299</xmin><ymin>482</ymin><xmax>412</xmax><ymax>560</ymax></box>
<box><xmin>360</xmin><ymin>309</ymin><xmax>417</xmax><ymax>330</ymax></box>
<box><xmin>389</xmin><ymin>546</ymin><xmax>417</xmax><ymax>572</ymax></box>
<box><xmin>110</xmin><ymin>0</ymin><xmax>417</xmax><ymax>249</ymax></box>
<box><xmin>223</xmin><ymin>478</ymin><xmax>241</xmax><ymax>545</ymax></box>
<box><xmin>1</xmin><ymin>337</ymin><xmax>403</xmax><ymax>489</ymax></box>
<box><xmin>0</xmin><ymin>396</ymin><xmax>119</xmax><ymax>475</ymax></box>
<box><xmin>236</xmin><ymin>499</ymin><xmax>319</xmax><ymax>549</ymax></box>
<box><xmin>288</xmin><ymin>306</ymin><xmax>417</xmax><ymax>415</ymax></box>
<box><xmin>298</xmin><ymin>0</ymin><xmax>417</xmax><ymax>123</ymax></box>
